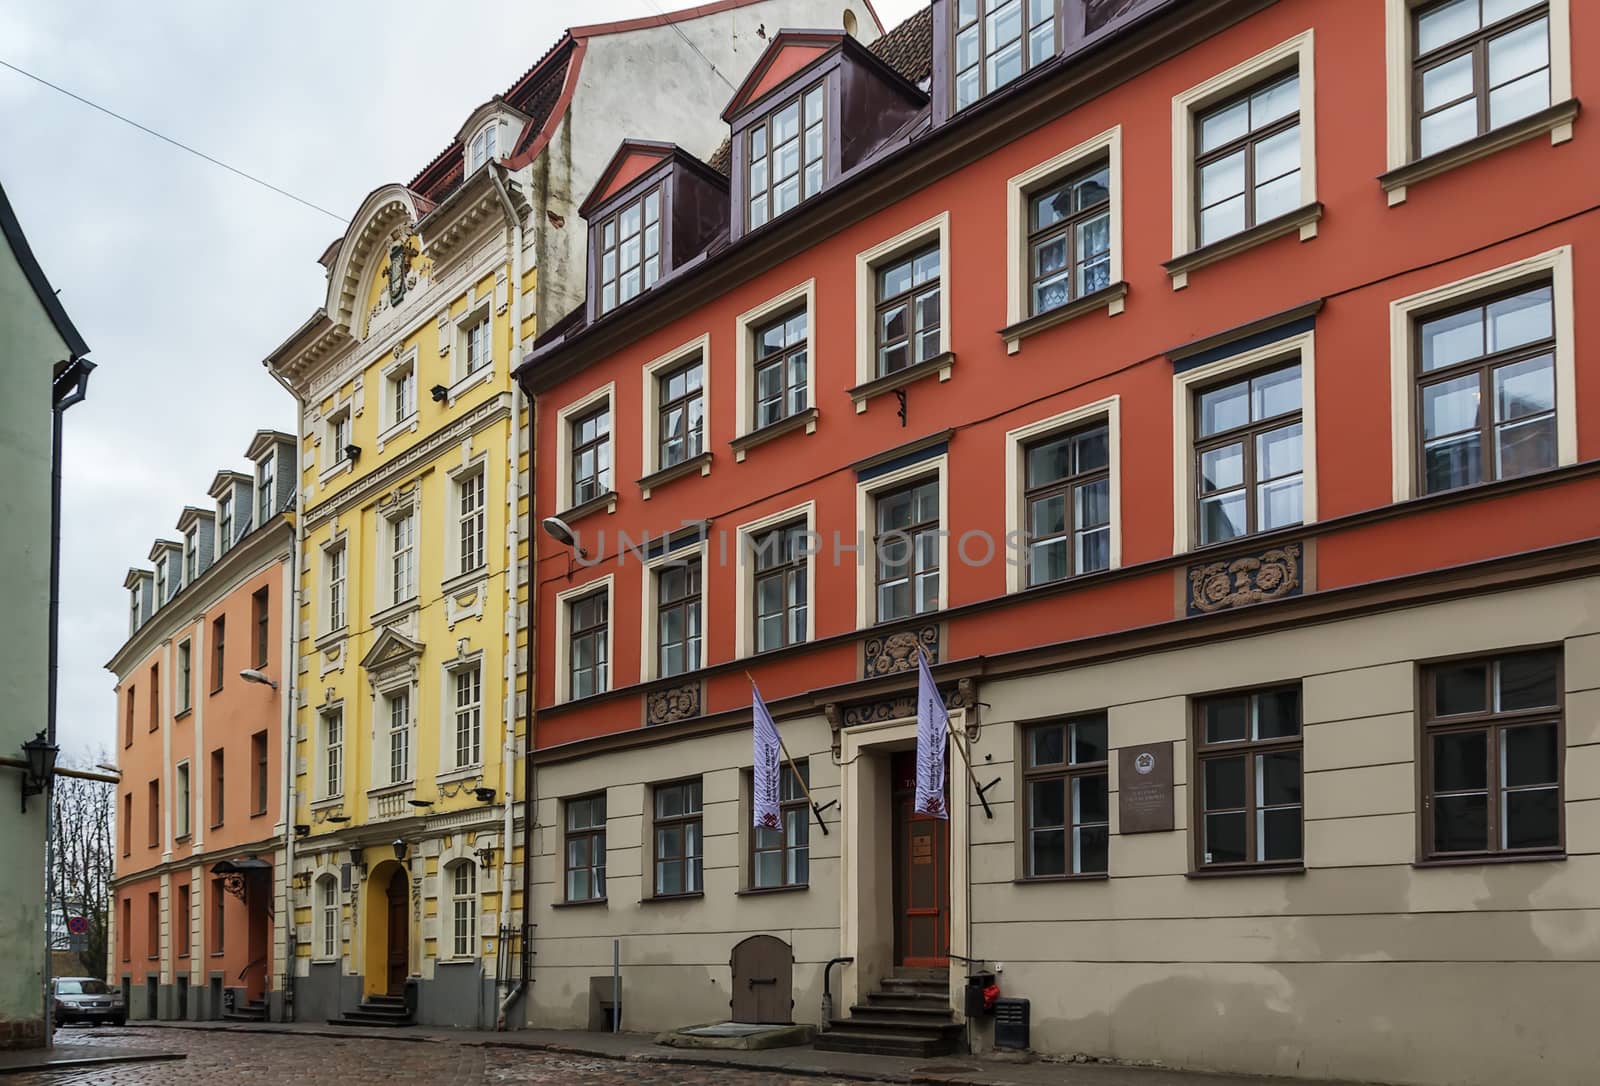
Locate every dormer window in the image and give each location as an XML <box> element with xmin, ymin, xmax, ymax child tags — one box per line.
<box><xmin>953</xmin><ymin>0</ymin><xmax>1058</xmax><ymax>112</ymax></box>
<box><xmin>748</xmin><ymin>83</ymin><xmax>826</xmax><ymax>229</ymax></box>
<box><xmin>155</xmin><ymin>558</ymin><xmax>169</xmax><ymax>607</ymax></box>
<box><xmin>258</xmin><ymin>456</ymin><xmax>275</xmax><ymax>525</ymax></box>
<box><xmin>184</xmin><ymin>529</ymin><xmax>199</xmax><ymax>583</ymax></box>
<box><xmin>217</xmin><ymin>496</ymin><xmax>233</xmax><ymax>555</ymax></box>
<box><xmin>469</xmin><ymin>122</ymin><xmax>498</xmax><ymax>173</ymax></box>
<box><xmin>598</xmin><ymin>188</ymin><xmax>661</xmax><ymax>315</ymax></box>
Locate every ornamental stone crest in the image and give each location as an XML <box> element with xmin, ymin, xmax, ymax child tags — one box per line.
<box><xmin>1186</xmin><ymin>542</ymin><xmax>1303</xmax><ymax>615</ymax></box>
<box><xmin>646</xmin><ymin>682</ymin><xmax>701</xmax><ymax>726</ymax></box>
<box><xmin>382</xmin><ymin>231</ymin><xmax>416</xmax><ymax>307</ymax></box>
<box><xmin>863</xmin><ymin>624</ymin><xmax>939</xmax><ymax>678</ymax></box>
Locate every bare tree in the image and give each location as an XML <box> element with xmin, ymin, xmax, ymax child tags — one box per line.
<box><xmin>49</xmin><ymin>754</ymin><xmax>115</xmax><ymax>979</ymax></box>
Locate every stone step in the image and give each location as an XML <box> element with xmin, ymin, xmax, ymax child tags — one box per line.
<box><xmin>848</xmin><ymin>1002</ymin><xmax>955</xmax><ymax>1024</ymax></box>
<box><xmin>329</xmin><ymin>1010</ymin><xmax>415</xmax><ymax>1027</ymax></box>
<box><xmin>814</xmin><ymin>1028</ymin><xmax>959</xmax><ymax>1058</ymax></box>
<box><xmin>864</xmin><ymin>990</ymin><xmax>952</xmax><ymax>1008</ymax></box>
<box><xmin>828</xmin><ymin>1014</ymin><xmax>961</xmax><ymax>1037</ymax></box>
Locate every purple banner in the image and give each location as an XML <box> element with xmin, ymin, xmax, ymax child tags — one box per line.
<box><xmin>752</xmin><ymin>683</ymin><xmax>782</xmax><ymax>829</ymax></box>
<box><xmin>915</xmin><ymin>652</ymin><xmax>949</xmax><ymax>819</ymax></box>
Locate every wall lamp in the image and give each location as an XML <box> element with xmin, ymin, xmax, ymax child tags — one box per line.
<box><xmin>19</xmin><ymin>731</ymin><xmax>59</xmax><ymax>813</ymax></box>
<box><xmin>392</xmin><ymin>839</ymin><xmax>408</xmax><ymax>861</ymax></box>
<box><xmin>541</xmin><ymin>516</ymin><xmax>588</xmax><ymax>559</ymax></box>
<box><xmin>348</xmin><ymin>845</ymin><xmax>364</xmax><ymax>868</ymax></box>
<box><xmin>430</xmin><ymin>384</ymin><xmax>449</xmax><ymax>402</ymax></box>
<box><xmin>473</xmin><ymin>787</ymin><xmax>497</xmax><ymax>804</ymax></box>
<box><xmin>474</xmin><ymin>845</ymin><xmax>497</xmax><ymax>871</ymax></box>
<box><xmin>294</xmin><ymin>823</ymin><xmax>311</xmax><ymax>837</ymax></box>
<box><xmin>292</xmin><ymin>872</ymin><xmax>311</xmax><ymax>891</ymax></box>
<box><xmin>240</xmin><ymin>668</ymin><xmax>278</xmax><ymax>690</ymax></box>
<box><xmin>343</xmin><ymin>444</ymin><xmax>362</xmax><ymax>463</ymax></box>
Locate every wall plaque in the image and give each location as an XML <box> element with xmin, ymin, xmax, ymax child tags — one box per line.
<box><xmin>1117</xmin><ymin>741</ymin><xmax>1174</xmax><ymax>834</ymax></box>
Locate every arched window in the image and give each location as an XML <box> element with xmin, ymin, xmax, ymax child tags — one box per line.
<box><xmin>449</xmin><ymin>862</ymin><xmax>478</xmax><ymax>959</ymax></box>
<box><xmin>317</xmin><ymin>875</ymin><xmax>340</xmax><ymax>960</ymax></box>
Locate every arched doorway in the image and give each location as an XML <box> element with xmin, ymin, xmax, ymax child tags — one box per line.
<box><xmin>361</xmin><ymin>861</ymin><xmax>411</xmax><ymax>998</ymax></box>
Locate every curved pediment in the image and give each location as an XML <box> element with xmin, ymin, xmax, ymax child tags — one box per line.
<box><xmin>323</xmin><ymin>184</ymin><xmax>432</xmax><ymax>334</ymax></box>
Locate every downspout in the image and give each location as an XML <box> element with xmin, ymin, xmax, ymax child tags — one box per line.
<box><xmin>489</xmin><ymin>167</ymin><xmax>527</xmax><ymax>1029</ymax></box>
<box><xmin>267</xmin><ymin>366</ymin><xmax>304</xmax><ymax>1021</ymax></box>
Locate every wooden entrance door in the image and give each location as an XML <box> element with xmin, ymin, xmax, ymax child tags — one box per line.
<box><xmin>385</xmin><ymin>869</ymin><xmax>409</xmax><ymax>996</ymax></box>
<box><xmin>729</xmin><ymin>934</ymin><xmax>793</xmax><ymax>1024</ymax></box>
<box><xmin>891</xmin><ymin>751</ymin><xmax>950</xmax><ymax>968</ymax></box>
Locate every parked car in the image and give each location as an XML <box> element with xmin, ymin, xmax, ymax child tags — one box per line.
<box><xmin>52</xmin><ymin>977</ymin><xmax>125</xmax><ymax>1026</ymax></box>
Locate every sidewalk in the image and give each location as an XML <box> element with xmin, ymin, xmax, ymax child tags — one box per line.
<box><xmin>0</xmin><ymin>1038</ymin><xmax>184</xmax><ymax>1076</ymax></box>
<box><xmin>126</xmin><ymin>1019</ymin><xmax>1380</xmax><ymax>1086</ymax></box>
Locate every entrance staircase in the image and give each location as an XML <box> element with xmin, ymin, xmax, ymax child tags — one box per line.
<box><xmin>330</xmin><ymin>994</ymin><xmax>414</xmax><ymax>1027</ymax></box>
<box><xmin>221</xmin><ymin>997</ymin><xmax>268</xmax><ymax>1023</ymax></box>
<box><xmin>814</xmin><ymin>969</ymin><xmax>962</xmax><ymax>1057</ymax></box>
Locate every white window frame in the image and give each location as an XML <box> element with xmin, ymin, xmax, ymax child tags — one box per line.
<box><xmin>469</xmin><ymin>121</ymin><xmax>498</xmax><ymax>173</ymax></box>
<box><xmin>444</xmin><ymin>458</ymin><xmax>489</xmax><ymax>587</ymax></box>
<box><xmin>316</xmin><ymin>874</ymin><xmax>340</xmax><ymax>961</ymax></box>
<box><xmin>257</xmin><ymin>455</ymin><xmax>275</xmax><ymax>526</ymax></box>
<box><xmin>639</xmin><ymin>540</ymin><xmax>708</xmax><ymax>682</ymax></box>
<box><xmin>440</xmin><ymin>657</ymin><xmax>485</xmax><ymax>774</ymax></box>
<box><xmin>733</xmin><ymin>280</ymin><xmax>818</xmax><ymax>451</ymax></box>
<box><xmin>319</xmin><ymin>704</ymin><xmax>344</xmax><ymax>801</ymax></box>
<box><xmin>734</xmin><ymin>501</ymin><xmax>817</xmax><ymax>659</ymax></box>
<box><xmin>853</xmin><ymin>212</ymin><xmax>953</xmax><ymax>399</ymax></box>
<box><xmin>452</xmin><ymin>304</ymin><xmax>495</xmax><ymax>393</ymax></box>
<box><xmin>640</xmin><ymin>334</ymin><xmax>712</xmax><ymax>494</ymax></box>
<box><xmin>1169</xmin><ymin>30</ymin><xmax>1319</xmax><ymax>290</ymax></box>
<box><xmin>320</xmin><ymin>409</ymin><xmax>353</xmax><ymax>481</ymax></box>
<box><xmin>1387</xmin><ymin>244</ymin><xmax>1576</xmax><ymax>502</ymax></box>
<box><xmin>1004</xmin><ymin>396</ymin><xmax>1123</xmax><ymax>593</ymax></box>
<box><xmin>177</xmin><ymin>639</ymin><xmax>192</xmax><ymax>714</ymax></box>
<box><xmin>1004</xmin><ymin>125</ymin><xmax>1125</xmax><ymax>350</ymax></box>
<box><xmin>1171</xmin><ymin>328</ymin><xmax>1319</xmax><ymax>553</ymax></box>
<box><xmin>377</xmin><ymin>349</ymin><xmax>419</xmax><ymax>448</ymax></box>
<box><xmin>854</xmin><ymin>454</ymin><xmax>949</xmax><ymax>629</ymax></box>
<box><xmin>374</xmin><ymin>491</ymin><xmax>421</xmax><ymax>617</ymax></box>
<box><xmin>321</xmin><ymin>536</ymin><xmax>348</xmax><ymax>636</ymax></box>
<box><xmin>1383</xmin><ymin>0</ymin><xmax>1574</xmax><ymax>205</ymax></box>
<box><xmin>554</xmin><ymin>382</ymin><xmax>617</xmax><ymax>516</ymax></box>
<box><xmin>382</xmin><ymin>686</ymin><xmax>412</xmax><ymax>787</ymax></box>
<box><xmin>175</xmin><ymin>760</ymin><xmax>191</xmax><ymax>839</ymax></box>
<box><xmin>447</xmin><ymin>861</ymin><xmax>478</xmax><ymax>959</ymax></box>
<box><xmin>554</xmin><ymin>574</ymin><xmax>613</xmax><ymax>704</ymax></box>
<box><xmin>155</xmin><ymin>557</ymin><xmax>169</xmax><ymax>608</ymax></box>
<box><xmin>183</xmin><ymin>529</ymin><xmax>198</xmax><ymax>584</ymax></box>
<box><xmin>216</xmin><ymin>494</ymin><xmax>233</xmax><ymax>555</ymax></box>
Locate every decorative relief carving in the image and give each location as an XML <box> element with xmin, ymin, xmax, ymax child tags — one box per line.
<box><xmin>1187</xmin><ymin>542</ymin><xmax>1303</xmax><ymax>615</ymax></box>
<box><xmin>645</xmin><ymin>682</ymin><xmax>701</xmax><ymax>726</ymax></box>
<box><xmin>839</xmin><ymin>682</ymin><xmax>969</xmax><ymax>729</ymax></box>
<box><xmin>863</xmin><ymin>624</ymin><xmax>939</xmax><ymax>679</ymax></box>
<box><xmin>221</xmin><ymin>873</ymin><xmax>247</xmax><ymax>904</ymax></box>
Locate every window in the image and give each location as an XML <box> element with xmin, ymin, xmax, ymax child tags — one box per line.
<box><xmin>570</xmin><ymin>406</ymin><xmax>611</xmax><ymax>507</ymax></box>
<box><xmin>458</xmin><ymin>471</ymin><xmax>486</xmax><ymax>574</ymax></box>
<box><xmin>119</xmin><ymin>896</ymin><xmax>129</xmax><ymax>961</ymax></box>
<box><xmin>325</xmin><ymin>544</ymin><xmax>347</xmax><ymax>632</ymax></box>
<box><xmin>568</xmin><ymin>590</ymin><xmax>608</xmax><ymax>700</ymax></box>
<box><xmin>1194</xmin><ymin>687</ymin><xmax>1303</xmax><ymax>871</ymax></box>
<box><xmin>1194</xmin><ymin>72</ymin><xmax>1301</xmax><ymax>247</ymax></box>
<box><xmin>318</xmin><ymin>876</ymin><xmax>338</xmax><ymax>959</ymax></box>
<box><xmin>464</xmin><ymin>315</ymin><xmax>492</xmax><ymax>375</ymax></box>
<box><xmin>217</xmin><ymin>495</ymin><xmax>232</xmax><ymax>554</ymax></box>
<box><xmin>752</xmin><ymin>762</ymin><xmax>809</xmax><ymax>888</ymax></box>
<box><xmin>251</xmin><ymin>731</ymin><xmax>268</xmax><ymax>816</ymax></box>
<box><xmin>598</xmin><ymin>188</ymin><xmax>661</xmax><ymax>314</ymax></box>
<box><xmin>874</xmin><ymin>478</ymin><xmax>941</xmax><ymax>622</ymax></box>
<box><xmin>389</xmin><ymin>362</ymin><xmax>416</xmax><ymax>423</ymax></box>
<box><xmin>1194</xmin><ymin>363</ymin><xmax>1303</xmax><ymax>545</ymax></box>
<box><xmin>657</xmin><ymin>359</ymin><xmax>704</xmax><ymax>470</ymax></box>
<box><xmin>210</xmin><ymin>750</ymin><xmax>225</xmax><ymax>827</ymax></box>
<box><xmin>1027</xmin><ymin>160</ymin><xmax>1111</xmax><ymax>316</ymax></box>
<box><xmin>258</xmin><ymin>455</ymin><xmax>275</xmax><ymax>524</ymax></box>
<box><xmin>656</xmin><ymin>558</ymin><xmax>702</xmax><ymax>678</ymax></box>
<box><xmin>748</xmin><ymin>83</ymin><xmax>825</xmax><ymax>228</ymax></box>
<box><xmin>155</xmin><ymin>559</ymin><xmax>169</xmax><ymax>608</ymax></box>
<box><xmin>752</xmin><ymin>308</ymin><xmax>808</xmax><ymax>430</ymax></box>
<box><xmin>469</xmin><ymin>122</ymin><xmax>498</xmax><ymax>172</ymax></box>
<box><xmin>1023</xmin><ymin>714</ymin><xmax>1109</xmax><ymax>877</ymax></box>
<box><xmin>322</xmin><ymin>708</ymin><xmax>343</xmax><ymax>800</ymax></box>
<box><xmin>124</xmin><ymin>687</ymin><xmax>134</xmax><ymax>747</ymax></box>
<box><xmin>176</xmin><ymin>883</ymin><xmax>191</xmax><ymax>957</ymax></box>
<box><xmin>1416</xmin><ymin>282</ymin><xmax>1555</xmax><ymax>494</ymax></box>
<box><xmin>454</xmin><ymin>666</ymin><xmax>482</xmax><ymax>769</ymax></box>
<box><xmin>390</xmin><ymin>512</ymin><xmax>415</xmax><ymax>605</ymax></box>
<box><xmin>252</xmin><ymin>588</ymin><xmax>270</xmax><ymax>669</ymax></box>
<box><xmin>211</xmin><ymin>616</ymin><xmax>225</xmax><ymax>692</ymax></box>
<box><xmin>147</xmin><ymin>779</ymin><xmax>160</xmax><ymax>848</ymax></box>
<box><xmin>1413</xmin><ymin>0</ymin><xmax>1551</xmax><ymax>157</ymax></box>
<box><xmin>130</xmin><ymin>587</ymin><xmax>141</xmax><ymax>633</ymax></box>
<box><xmin>752</xmin><ymin>522</ymin><xmax>808</xmax><ymax>653</ymax></box>
<box><xmin>148</xmin><ymin>664</ymin><xmax>160</xmax><ymax>730</ymax></box>
<box><xmin>120</xmin><ymin>793</ymin><xmax>130</xmax><ymax>856</ymax></box>
<box><xmin>653</xmin><ymin>779</ymin><xmax>703</xmax><ymax>897</ymax></box>
<box><xmin>952</xmin><ymin>0</ymin><xmax>1056</xmax><ymax>112</ymax></box>
<box><xmin>330</xmin><ymin>412</ymin><xmax>351</xmax><ymax>464</ymax></box>
<box><xmin>147</xmin><ymin>891</ymin><xmax>158</xmax><ymax>958</ymax></box>
<box><xmin>184</xmin><ymin>529</ymin><xmax>198</xmax><ymax>583</ymax></box>
<box><xmin>176</xmin><ymin>762</ymin><xmax>190</xmax><ymax>839</ymax></box>
<box><xmin>875</xmin><ymin>244</ymin><xmax>942</xmax><ymax>377</ymax></box>
<box><xmin>1023</xmin><ymin>423</ymin><xmax>1110</xmax><ymax>585</ymax></box>
<box><xmin>450</xmin><ymin>863</ymin><xmax>477</xmax><ymax>957</ymax></box>
<box><xmin>211</xmin><ymin>878</ymin><xmax>225</xmax><ymax>953</ymax></box>
<box><xmin>177</xmin><ymin>641</ymin><xmax>192</xmax><ymax>714</ymax></box>
<box><xmin>387</xmin><ymin>691</ymin><xmax>411</xmax><ymax>785</ymax></box>
<box><xmin>564</xmin><ymin>793</ymin><xmax>607</xmax><ymax>902</ymax></box>
<box><xmin>1422</xmin><ymin>648</ymin><xmax>1562</xmax><ymax>859</ymax></box>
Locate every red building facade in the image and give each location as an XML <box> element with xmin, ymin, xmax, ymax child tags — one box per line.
<box><xmin>516</xmin><ymin>3</ymin><xmax>1598</xmax><ymax>1082</ymax></box>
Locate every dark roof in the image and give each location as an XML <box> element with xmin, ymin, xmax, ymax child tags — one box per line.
<box><xmin>0</xmin><ymin>180</ymin><xmax>89</xmax><ymax>361</ymax></box>
<box><xmin>704</xmin><ymin>4</ymin><xmax>933</xmax><ymax>176</ymax></box>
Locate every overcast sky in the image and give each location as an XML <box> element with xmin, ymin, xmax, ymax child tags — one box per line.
<box><xmin>1</xmin><ymin>0</ymin><xmax>922</xmax><ymax>764</ymax></box>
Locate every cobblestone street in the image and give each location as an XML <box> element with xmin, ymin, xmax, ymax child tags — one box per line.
<box><xmin>23</xmin><ymin>1028</ymin><xmax>864</xmax><ymax>1086</ymax></box>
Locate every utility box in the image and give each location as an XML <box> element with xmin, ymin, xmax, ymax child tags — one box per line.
<box><xmin>964</xmin><ymin>971</ymin><xmax>997</xmax><ymax>1017</ymax></box>
<box><xmin>994</xmin><ymin>997</ymin><xmax>1030</xmax><ymax>1051</ymax></box>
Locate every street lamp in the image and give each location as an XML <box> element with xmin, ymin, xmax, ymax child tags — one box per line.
<box><xmin>239</xmin><ymin>668</ymin><xmax>278</xmax><ymax>690</ymax></box>
<box><xmin>20</xmin><ymin>730</ymin><xmax>59</xmax><ymax>813</ymax></box>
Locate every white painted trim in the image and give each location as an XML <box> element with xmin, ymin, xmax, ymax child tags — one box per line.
<box><xmin>1005</xmin><ymin>126</ymin><xmax>1124</xmax><ymax>332</ymax></box>
<box><xmin>1003</xmin><ymin>395</ymin><xmax>1123</xmax><ymax>593</ymax></box>
<box><xmin>732</xmin><ymin>500</ymin><xmax>818</xmax><ymax>659</ymax></box>
<box><xmin>1386</xmin><ymin>245</ymin><xmax>1576</xmax><ymax>502</ymax></box>
<box><xmin>451</xmin><ymin>299</ymin><xmax>496</xmax><ymax>388</ymax></box>
<box><xmin>318</xmin><ymin>530</ymin><xmax>349</xmax><ymax>637</ymax></box>
<box><xmin>372</xmin><ymin>487</ymin><xmax>422</xmax><ymax>617</ymax></box>
<box><xmin>553</xmin><ymin>574</ymin><xmax>614</xmax><ymax>704</ymax></box>
<box><xmin>1170</xmin><ymin>30</ymin><xmax>1317</xmax><ymax>285</ymax></box>
<box><xmin>375</xmin><ymin>347</ymin><xmax>420</xmax><ymax>450</ymax></box>
<box><xmin>441</xmin><ymin>446</ymin><xmax>491</xmax><ymax>585</ymax></box>
<box><xmin>638</xmin><ymin>539</ymin><xmax>709</xmax><ymax>682</ymax></box>
<box><xmin>853</xmin><ymin>454</ymin><xmax>950</xmax><ymax>629</ymax></box>
<box><xmin>1170</xmin><ymin>329</ymin><xmax>1318</xmax><ymax>554</ymax></box>
<box><xmin>854</xmin><ymin>211</ymin><xmax>952</xmax><ymax>392</ymax></box>
<box><xmin>436</xmin><ymin>648</ymin><xmax>486</xmax><ymax>776</ymax></box>
<box><xmin>640</xmin><ymin>333</ymin><xmax>712</xmax><ymax>487</ymax></box>
<box><xmin>733</xmin><ymin>279</ymin><xmax>817</xmax><ymax>447</ymax></box>
<box><xmin>555</xmin><ymin>381</ymin><xmax>617</xmax><ymax>515</ymax></box>
<box><xmin>315</xmin><ymin>700</ymin><xmax>345</xmax><ymax>802</ymax></box>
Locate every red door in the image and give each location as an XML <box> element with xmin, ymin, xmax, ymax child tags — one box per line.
<box><xmin>891</xmin><ymin>751</ymin><xmax>950</xmax><ymax>968</ymax></box>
